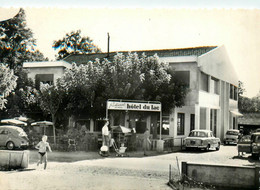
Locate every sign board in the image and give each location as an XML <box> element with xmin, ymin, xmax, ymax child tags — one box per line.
<box><xmin>107</xmin><ymin>101</ymin><xmax>161</xmax><ymax>112</ymax></box>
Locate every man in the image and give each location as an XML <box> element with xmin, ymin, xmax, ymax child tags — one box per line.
<box><xmin>102</xmin><ymin>119</ymin><xmax>110</xmax><ymax>147</ymax></box>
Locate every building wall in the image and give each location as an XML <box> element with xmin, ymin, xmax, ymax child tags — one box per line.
<box><xmin>26</xmin><ymin>67</ymin><xmax>66</xmax><ymax>86</ymax></box>
<box><xmin>171</xmin><ymin>106</ymin><xmax>195</xmax><ymax>146</ymax></box>
<box><xmin>163</xmin><ymin>47</ymin><xmax>239</xmax><ymax>143</ymax></box>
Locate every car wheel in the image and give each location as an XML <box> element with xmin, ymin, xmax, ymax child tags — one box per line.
<box><xmin>205</xmin><ymin>144</ymin><xmax>210</xmax><ymax>151</ymax></box>
<box><xmin>6</xmin><ymin>141</ymin><xmax>15</xmax><ymax>150</ymax></box>
<box><xmin>216</xmin><ymin>143</ymin><xmax>220</xmax><ymax>151</ymax></box>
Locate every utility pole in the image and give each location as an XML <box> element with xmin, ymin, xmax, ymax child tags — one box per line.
<box><xmin>107</xmin><ymin>32</ymin><xmax>110</xmax><ymax>57</ymax></box>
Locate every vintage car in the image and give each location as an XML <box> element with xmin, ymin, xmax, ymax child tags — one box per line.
<box><xmin>184</xmin><ymin>130</ymin><xmax>220</xmax><ymax>151</ymax></box>
<box><xmin>223</xmin><ymin>129</ymin><xmax>240</xmax><ymax>145</ymax></box>
<box><xmin>237</xmin><ymin>135</ymin><xmax>252</xmax><ymax>155</ymax></box>
<box><xmin>238</xmin><ymin>133</ymin><xmax>260</xmax><ymax>157</ymax></box>
<box><xmin>0</xmin><ymin>125</ymin><xmax>29</xmax><ymax>150</ymax></box>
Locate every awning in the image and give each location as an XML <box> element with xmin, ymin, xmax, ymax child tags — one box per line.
<box><xmin>230</xmin><ymin>110</ymin><xmax>243</xmax><ymax>116</ymax></box>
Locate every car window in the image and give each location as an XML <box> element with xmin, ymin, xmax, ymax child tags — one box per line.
<box><xmin>0</xmin><ymin>129</ymin><xmax>8</xmax><ymax>135</ymax></box>
<box><xmin>226</xmin><ymin>131</ymin><xmax>239</xmax><ymax>135</ymax></box>
<box><xmin>256</xmin><ymin>136</ymin><xmax>260</xmax><ymax>143</ymax></box>
<box><xmin>189</xmin><ymin>131</ymin><xmax>207</xmax><ymax>137</ymax></box>
<box><xmin>239</xmin><ymin>135</ymin><xmax>251</xmax><ymax>142</ymax></box>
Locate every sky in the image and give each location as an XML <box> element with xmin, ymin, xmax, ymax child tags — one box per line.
<box><xmin>0</xmin><ymin>1</ymin><xmax>260</xmax><ymax>98</ymax></box>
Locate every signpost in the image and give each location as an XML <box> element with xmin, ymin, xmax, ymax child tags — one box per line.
<box><xmin>106</xmin><ymin>99</ymin><xmax>163</xmax><ymax>140</ymax></box>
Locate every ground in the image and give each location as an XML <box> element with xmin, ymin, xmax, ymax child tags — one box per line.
<box><xmin>0</xmin><ymin>145</ymin><xmax>259</xmax><ymax>190</ymax></box>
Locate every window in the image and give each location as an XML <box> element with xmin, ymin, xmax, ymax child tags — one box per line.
<box><xmin>177</xmin><ymin>113</ymin><xmax>185</xmax><ymax>135</ymax></box>
<box><xmin>200</xmin><ymin>72</ymin><xmax>209</xmax><ymax>92</ymax></box>
<box><xmin>0</xmin><ymin>129</ymin><xmax>8</xmax><ymax>135</ymax></box>
<box><xmin>230</xmin><ymin>84</ymin><xmax>234</xmax><ymax>99</ymax></box>
<box><xmin>210</xmin><ymin>109</ymin><xmax>217</xmax><ymax>137</ymax></box>
<box><xmin>190</xmin><ymin>114</ymin><xmax>195</xmax><ymax>132</ymax></box>
<box><xmin>189</xmin><ymin>131</ymin><xmax>206</xmax><ymax>137</ymax></box>
<box><xmin>136</xmin><ymin>118</ymin><xmax>147</xmax><ymax>134</ymax></box>
<box><xmin>210</xmin><ymin>77</ymin><xmax>219</xmax><ymax>94</ymax></box>
<box><xmin>158</xmin><ymin>116</ymin><xmax>170</xmax><ymax>135</ymax></box>
<box><xmin>233</xmin><ymin>117</ymin><xmax>236</xmax><ymax>129</ymax></box>
<box><xmin>230</xmin><ymin>84</ymin><xmax>238</xmax><ymax>101</ymax></box>
<box><xmin>174</xmin><ymin>71</ymin><xmax>190</xmax><ymax>88</ymax></box>
<box><xmin>35</xmin><ymin>74</ymin><xmax>54</xmax><ymax>89</ymax></box>
<box><xmin>234</xmin><ymin>86</ymin><xmax>238</xmax><ymax>100</ymax></box>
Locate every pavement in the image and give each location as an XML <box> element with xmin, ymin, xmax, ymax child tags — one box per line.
<box><xmin>1</xmin><ymin>145</ymin><xmax>259</xmax><ymax>190</ymax></box>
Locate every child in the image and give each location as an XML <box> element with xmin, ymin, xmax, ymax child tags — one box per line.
<box><xmin>35</xmin><ymin>135</ymin><xmax>52</xmax><ymax>170</ymax></box>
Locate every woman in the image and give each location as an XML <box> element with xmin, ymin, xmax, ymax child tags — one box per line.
<box><xmin>143</xmin><ymin>128</ymin><xmax>151</xmax><ymax>156</ymax></box>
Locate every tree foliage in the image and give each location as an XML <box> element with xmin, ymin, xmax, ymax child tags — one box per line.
<box><xmin>238</xmin><ymin>81</ymin><xmax>260</xmax><ymax>113</ymax></box>
<box><xmin>57</xmin><ymin>52</ymin><xmax>189</xmax><ymax>119</ymax></box>
<box><xmin>53</xmin><ymin>30</ymin><xmax>101</xmax><ymax>60</ymax></box>
<box><xmin>0</xmin><ymin>8</ymin><xmax>47</xmax><ymax>71</ymax></box>
<box><xmin>0</xmin><ymin>8</ymin><xmax>47</xmax><ymax>119</ymax></box>
<box><xmin>238</xmin><ymin>80</ymin><xmax>246</xmax><ymax>97</ymax></box>
<box><xmin>0</xmin><ymin>64</ymin><xmax>17</xmax><ymax>109</ymax></box>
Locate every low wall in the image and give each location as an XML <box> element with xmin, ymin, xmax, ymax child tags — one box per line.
<box><xmin>182</xmin><ymin>162</ymin><xmax>259</xmax><ymax>189</ymax></box>
<box><xmin>0</xmin><ymin>150</ymin><xmax>29</xmax><ymax>170</ymax></box>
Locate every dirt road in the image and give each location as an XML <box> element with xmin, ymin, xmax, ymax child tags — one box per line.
<box><xmin>0</xmin><ymin>145</ymin><xmax>258</xmax><ymax>190</ymax></box>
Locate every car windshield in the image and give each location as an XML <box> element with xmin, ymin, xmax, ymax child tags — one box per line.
<box><xmin>189</xmin><ymin>131</ymin><xmax>207</xmax><ymax>137</ymax></box>
<box><xmin>239</xmin><ymin>135</ymin><xmax>251</xmax><ymax>142</ymax></box>
<box><xmin>226</xmin><ymin>131</ymin><xmax>239</xmax><ymax>135</ymax></box>
<box><xmin>252</xmin><ymin>135</ymin><xmax>260</xmax><ymax>143</ymax></box>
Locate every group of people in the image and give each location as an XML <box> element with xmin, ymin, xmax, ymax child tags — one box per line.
<box><xmin>34</xmin><ymin>118</ymin><xmax>152</xmax><ymax>170</ymax></box>
<box><xmin>101</xmin><ymin>118</ymin><xmax>151</xmax><ymax>156</ymax></box>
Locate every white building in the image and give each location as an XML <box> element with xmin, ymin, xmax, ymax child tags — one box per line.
<box><xmin>23</xmin><ymin>46</ymin><xmax>241</xmax><ymax>145</ymax></box>
<box><xmin>23</xmin><ymin>60</ymin><xmax>72</xmax><ymax>89</ymax></box>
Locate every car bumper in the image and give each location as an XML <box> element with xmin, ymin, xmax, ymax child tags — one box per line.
<box><xmin>225</xmin><ymin>139</ymin><xmax>238</xmax><ymax>144</ymax></box>
<box><xmin>19</xmin><ymin>142</ymin><xmax>29</xmax><ymax>148</ymax></box>
<box><xmin>185</xmin><ymin>145</ymin><xmax>207</xmax><ymax>149</ymax></box>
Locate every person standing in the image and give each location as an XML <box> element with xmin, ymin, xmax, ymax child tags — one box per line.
<box><xmin>35</xmin><ymin>135</ymin><xmax>52</xmax><ymax>170</ymax></box>
<box><xmin>102</xmin><ymin>119</ymin><xmax>110</xmax><ymax>147</ymax></box>
<box><xmin>143</xmin><ymin>128</ymin><xmax>151</xmax><ymax>156</ymax></box>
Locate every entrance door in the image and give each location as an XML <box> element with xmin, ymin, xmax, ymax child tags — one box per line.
<box><xmin>210</xmin><ymin>109</ymin><xmax>217</xmax><ymax>137</ymax></box>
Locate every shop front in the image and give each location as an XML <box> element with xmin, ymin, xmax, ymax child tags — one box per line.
<box><xmin>106</xmin><ymin>99</ymin><xmax>164</xmax><ymax>151</ymax></box>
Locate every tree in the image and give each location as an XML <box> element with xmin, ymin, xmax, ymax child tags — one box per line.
<box><xmin>0</xmin><ymin>8</ymin><xmax>46</xmax><ymax>71</ymax></box>
<box><xmin>37</xmin><ymin>83</ymin><xmax>64</xmax><ymax>144</ymax></box>
<box><xmin>0</xmin><ymin>8</ymin><xmax>47</xmax><ymax>119</ymax></box>
<box><xmin>238</xmin><ymin>80</ymin><xmax>246</xmax><ymax>97</ymax></box>
<box><xmin>0</xmin><ymin>64</ymin><xmax>17</xmax><ymax>109</ymax></box>
<box><xmin>57</xmin><ymin>52</ymin><xmax>189</xmax><ymax>120</ymax></box>
<box><xmin>57</xmin><ymin>61</ymin><xmax>104</xmax><ymax>119</ymax></box>
<box><xmin>53</xmin><ymin>30</ymin><xmax>101</xmax><ymax>60</ymax></box>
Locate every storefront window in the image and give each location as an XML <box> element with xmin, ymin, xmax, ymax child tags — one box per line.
<box><xmin>177</xmin><ymin>113</ymin><xmax>185</xmax><ymax>135</ymax></box>
<box><xmin>136</xmin><ymin>118</ymin><xmax>147</xmax><ymax>134</ymax></box>
<box><xmin>157</xmin><ymin>116</ymin><xmax>170</xmax><ymax>135</ymax></box>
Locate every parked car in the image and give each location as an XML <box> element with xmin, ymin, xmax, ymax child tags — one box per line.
<box><xmin>237</xmin><ymin>135</ymin><xmax>252</xmax><ymax>155</ymax></box>
<box><xmin>184</xmin><ymin>130</ymin><xmax>220</xmax><ymax>151</ymax></box>
<box><xmin>0</xmin><ymin>125</ymin><xmax>29</xmax><ymax>150</ymax></box>
<box><xmin>255</xmin><ymin>128</ymin><xmax>260</xmax><ymax>133</ymax></box>
<box><xmin>251</xmin><ymin>132</ymin><xmax>260</xmax><ymax>157</ymax></box>
<box><xmin>223</xmin><ymin>129</ymin><xmax>240</xmax><ymax>145</ymax></box>
<box><xmin>237</xmin><ymin>133</ymin><xmax>260</xmax><ymax>158</ymax></box>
